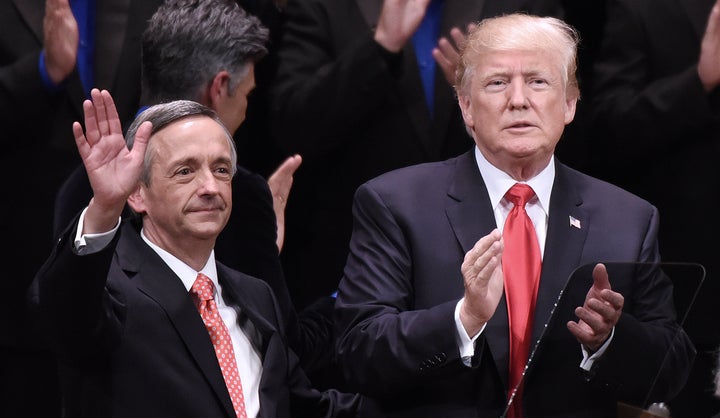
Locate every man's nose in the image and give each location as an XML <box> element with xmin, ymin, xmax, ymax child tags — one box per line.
<box><xmin>508</xmin><ymin>81</ymin><xmax>530</xmax><ymax>109</ymax></box>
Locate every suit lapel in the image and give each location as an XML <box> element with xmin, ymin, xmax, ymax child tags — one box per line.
<box><xmin>531</xmin><ymin>161</ymin><xmax>588</xmax><ymax>345</ymax></box>
<box><xmin>116</xmin><ymin>225</ymin><xmax>236</xmax><ymax>418</ymax></box>
<box><xmin>445</xmin><ymin>150</ymin><xmax>510</xmax><ymax>388</ymax></box>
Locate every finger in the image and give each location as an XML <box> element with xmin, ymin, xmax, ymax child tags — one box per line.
<box><xmin>130</xmin><ymin>121</ymin><xmax>152</xmax><ymax>161</ymax></box>
<box><xmin>90</xmin><ymin>89</ymin><xmax>110</xmax><ymax>137</ymax></box>
<box><xmin>72</xmin><ymin>121</ymin><xmax>91</xmax><ymax>159</ymax></box>
<box><xmin>449</xmin><ymin>27</ymin><xmax>466</xmax><ymax>50</ymax></box>
<box><xmin>567</xmin><ymin>320</ymin><xmax>599</xmax><ymax>348</ymax></box>
<box><xmin>278</xmin><ymin>154</ymin><xmax>302</xmax><ymax>176</ymax></box>
<box><xmin>598</xmin><ymin>289</ymin><xmax>624</xmax><ymax>311</ymax></box>
<box><xmin>466</xmin><ymin>229</ymin><xmax>502</xmax><ymax>260</ymax></box>
<box><xmin>567</xmin><ymin>320</ymin><xmax>592</xmax><ymax>338</ymax></box>
<box><xmin>435</xmin><ymin>37</ymin><xmax>459</xmax><ymax>60</ymax></box>
<box><xmin>472</xmin><ymin>240</ymin><xmax>502</xmax><ymax>269</ymax></box>
<box><xmin>586</xmin><ymin>298</ymin><xmax>620</xmax><ymax>324</ymax></box>
<box><xmin>476</xmin><ymin>251</ymin><xmax>502</xmax><ymax>280</ymax></box>
<box><xmin>101</xmin><ymin>89</ymin><xmax>122</xmax><ymax>135</ymax></box>
<box><xmin>463</xmin><ymin>236</ymin><xmax>502</xmax><ymax>281</ymax></box>
<box><xmin>431</xmin><ymin>48</ymin><xmax>454</xmax><ymax>82</ymax></box>
<box><xmin>574</xmin><ymin>305</ymin><xmax>611</xmax><ymax>335</ymax></box>
<box><xmin>82</xmin><ymin>98</ymin><xmax>100</xmax><ymax>146</ymax></box>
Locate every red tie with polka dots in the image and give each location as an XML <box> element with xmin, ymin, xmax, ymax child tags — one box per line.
<box><xmin>191</xmin><ymin>273</ymin><xmax>247</xmax><ymax>418</ymax></box>
<box><xmin>502</xmin><ymin>184</ymin><xmax>542</xmax><ymax>418</ymax></box>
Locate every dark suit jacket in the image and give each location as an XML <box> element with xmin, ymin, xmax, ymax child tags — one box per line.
<box><xmin>53</xmin><ymin>163</ymin><xmax>335</xmax><ymax>376</ymax></box>
<box><xmin>334</xmin><ymin>150</ymin><xmax>694</xmax><ymax>417</ymax></box>
<box><xmin>33</xmin><ymin>219</ymin><xmax>357</xmax><ymax>418</ymax></box>
<box><xmin>269</xmin><ymin>0</ymin><xmax>565</xmax><ymax>309</ymax></box>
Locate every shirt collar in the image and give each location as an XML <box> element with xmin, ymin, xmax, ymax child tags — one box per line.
<box><xmin>473</xmin><ymin>146</ymin><xmax>554</xmax><ymax>214</ymax></box>
<box><xmin>140</xmin><ymin>229</ymin><xmax>219</xmax><ymax>294</ymax></box>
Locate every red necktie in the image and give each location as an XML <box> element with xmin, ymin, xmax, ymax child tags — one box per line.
<box><xmin>502</xmin><ymin>183</ymin><xmax>542</xmax><ymax>418</ymax></box>
<box><xmin>191</xmin><ymin>273</ymin><xmax>248</xmax><ymax>418</ymax></box>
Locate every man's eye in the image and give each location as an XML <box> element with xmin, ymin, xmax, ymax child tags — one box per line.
<box><xmin>178</xmin><ymin>168</ymin><xmax>191</xmax><ymax>175</ymax></box>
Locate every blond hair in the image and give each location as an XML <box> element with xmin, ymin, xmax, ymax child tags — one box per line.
<box><xmin>455</xmin><ymin>13</ymin><xmax>580</xmax><ymax>100</ymax></box>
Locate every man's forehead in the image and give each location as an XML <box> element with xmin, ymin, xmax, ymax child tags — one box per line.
<box><xmin>474</xmin><ymin>50</ymin><xmax>563</xmax><ymax>76</ymax></box>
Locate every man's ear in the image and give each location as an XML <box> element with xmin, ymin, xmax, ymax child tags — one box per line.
<box><xmin>564</xmin><ymin>95</ymin><xmax>578</xmax><ymax>126</ymax></box>
<box><xmin>126</xmin><ymin>186</ymin><xmax>146</xmax><ymax>215</ymax></box>
<box><xmin>457</xmin><ymin>93</ymin><xmax>474</xmax><ymax>129</ymax></box>
<box><xmin>207</xmin><ymin>70</ymin><xmax>231</xmax><ymax>109</ymax></box>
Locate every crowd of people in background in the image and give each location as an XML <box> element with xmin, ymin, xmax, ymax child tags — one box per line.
<box><xmin>2</xmin><ymin>0</ymin><xmax>720</xmax><ymax>417</ymax></box>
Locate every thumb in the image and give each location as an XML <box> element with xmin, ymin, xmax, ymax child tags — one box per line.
<box><xmin>592</xmin><ymin>263</ymin><xmax>611</xmax><ymax>291</ymax></box>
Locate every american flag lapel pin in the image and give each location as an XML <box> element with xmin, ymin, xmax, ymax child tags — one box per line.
<box><xmin>569</xmin><ymin>215</ymin><xmax>581</xmax><ymax>229</ymax></box>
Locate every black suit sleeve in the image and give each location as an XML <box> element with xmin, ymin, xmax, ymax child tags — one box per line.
<box><xmin>334</xmin><ymin>182</ymin><xmax>469</xmax><ymax>397</ymax></box>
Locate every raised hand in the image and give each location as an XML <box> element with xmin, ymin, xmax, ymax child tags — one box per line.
<box><xmin>374</xmin><ymin>0</ymin><xmax>431</xmax><ymax>53</ymax></box>
<box><xmin>698</xmin><ymin>0</ymin><xmax>720</xmax><ymax>91</ymax></box>
<box><xmin>43</xmin><ymin>0</ymin><xmax>78</xmax><ymax>84</ymax></box>
<box><xmin>72</xmin><ymin>89</ymin><xmax>151</xmax><ymax>233</ymax></box>
<box><xmin>459</xmin><ymin>229</ymin><xmax>504</xmax><ymax>336</ymax></box>
<box><xmin>267</xmin><ymin>154</ymin><xmax>302</xmax><ymax>251</ymax></box>
<box><xmin>566</xmin><ymin>263</ymin><xmax>624</xmax><ymax>352</ymax></box>
<box><xmin>433</xmin><ymin>23</ymin><xmax>477</xmax><ymax>86</ymax></box>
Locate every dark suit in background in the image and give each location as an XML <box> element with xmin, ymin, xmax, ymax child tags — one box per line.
<box><xmin>0</xmin><ymin>1</ymin><xmax>162</xmax><ymax>416</ymax></box>
<box><xmin>270</xmin><ymin>0</ymin><xmax>565</xmax><ymax>311</ymax></box>
<box><xmin>590</xmin><ymin>0</ymin><xmax>720</xmax><ymax>415</ymax></box>
<box><xmin>335</xmin><ymin>151</ymin><xmax>694</xmax><ymax>417</ymax></box>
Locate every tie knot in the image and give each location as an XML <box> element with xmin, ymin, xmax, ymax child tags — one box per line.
<box><xmin>505</xmin><ymin>183</ymin><xmax>536</xmax><ymax>207</ymax></box>
<box><xmin>191</xmin><ymin>273</ymin><xmax>215</xmax><ymax>302</ymax></box>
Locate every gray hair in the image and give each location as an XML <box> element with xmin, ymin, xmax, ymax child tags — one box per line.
<box><xmin>455</xmin><ymin>13</ymin><xmax>580</xmax><ymax>100</ymax></box>
<box><xmin>141</xmin><ymin>0</ymin><xmax>269</xmax><ymax>104</ymax></box>
<box><xmin>125</xmin><ymin>100</ymin><xmax>238</xmax><ymax>186</ymax></box>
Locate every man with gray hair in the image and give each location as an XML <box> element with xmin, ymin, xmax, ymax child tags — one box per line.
<box><xmin>334</xmin><ymin>13</ymin><xmax>694</xmax><ymax>417</ymax></box>
<box><xmin>33</xmin><ymin>89</ymin><xmax>359</xmax><ymax>417</ymax></box>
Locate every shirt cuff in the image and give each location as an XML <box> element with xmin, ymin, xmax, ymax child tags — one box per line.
<box><xmin>579</xmin><ymin>327</ymin><xmax>615</xmax><ymax>371</ymax></box>
<box><xmin>455</xmin><ymin>297</ymin><xmax>485</xmax><ymax>366</ymax></box>
<box><xmin>73</xmin><ymin>206</ymin><xmax>121</xmax><ymax>255</ymax></box>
